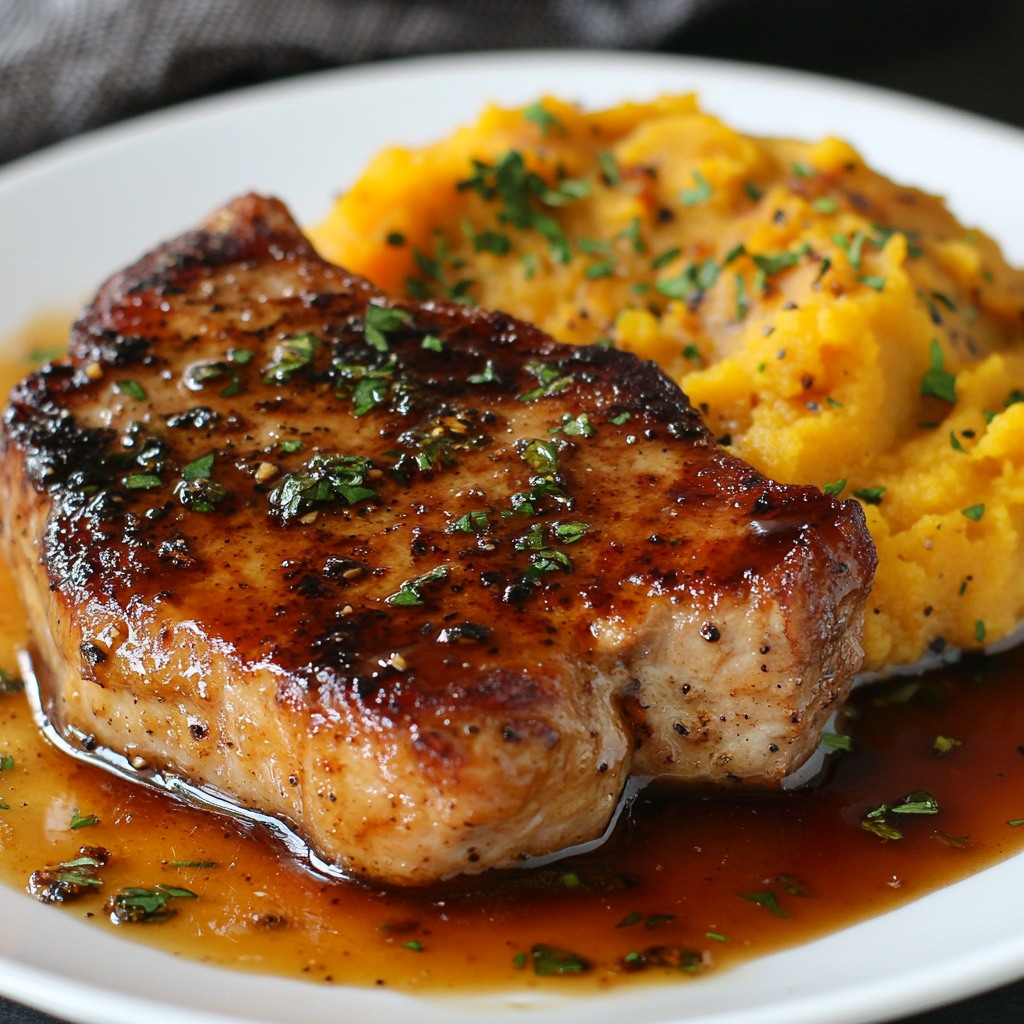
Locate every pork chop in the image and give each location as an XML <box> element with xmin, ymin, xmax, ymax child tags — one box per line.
<box><xmin>0</xmin><ymin>194</ymin><xmax>876</xmax><ymax>886</ymax></box>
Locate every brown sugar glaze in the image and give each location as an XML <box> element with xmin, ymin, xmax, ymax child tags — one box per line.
<box><xmin>2</xmin><ymin>330</ymin><xmax>1024</xmax><ymax>995</ymax></box>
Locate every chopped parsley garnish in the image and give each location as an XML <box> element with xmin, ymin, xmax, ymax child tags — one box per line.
<box><xmin>456</xmin><ymin>150</ymin><xmax>588</xmax><ymax>264</ymax></box>
<box><xmin>176</xmin><ymin>451</ymin><xmax>227</xmax><ymax>512</ymax></box>
<box><xmin>861</xmin><ymin>789</ymin><xmax>940</xmax><ymax>840</ymax></box>
<box><xmin>651</xmin><ymin>246</ymin><xmax>681</xmax><ymax>270</ymax></box>
<box><xmin>467</xmin><ymin>359</ymin><xmax>501</xmax><ymax>385</ymax></box>
<box><xmin>554</xmin><ymin>520</ymin><xmax>590</xmax><ymax>544</ymax></box>
<box><xmin>823</xmin><ymin>479</ymin><xmax>846</xmax><ymax>496</ymax></box>
<box><xmin>262</xmin><ymin>333</ymin><xmax>318</xmax><ymax>384</ymax></box>
<box><xmin>585</xmin><ymin>258</ymin><xmax>615</xmax><ymax>280</ymax></box>
<box><xmin>523</xmin><ymin>101</ymin><xmax>565</xmax><ymax>137</ymax></box>
<box><xmin>656</xmin><ymin>257</ymin><xmax>719</xmax><ymax>301</ymax></box>
<box><xmin>734</xmin><ymin>273</ymin><xmax>749</xmax><ymax>321</ymax></box>
<box><xmin>506</xmin><ymin>438</ymin><xmax>572</xmax><ymax>518</ymax></box>
<box><xmin>777</xmin><ymin>875</ymin><xmax>812</xmax><ymax>897</ymax></box>
<box><xmin>598</xmin><ymin>149</ymin><xmax>621</xmax><ymax>186</ymax></box>
<box><xmin>527</xmin><ymin>943</ymin><xmax>592</xmax><ymax>976</ymax></box>
<box><xmin>364</xmin><ymin>305</ymin><xmax>411</xmax><ymax>353</ymax></box>
<box><xmin>28</xmin><ymin>847</ymin><xmax>110</xmax><ymax>904</ymax></box>
<box><xmin>182</xmin><ymin>452</ymin><xmax>215</xmax><ymax>482</ymax></box>
<box><xmin>820</xmin><ymin>732</ymin><xmax>852</xmax><ymax>752</ymax></box>
<box><xmin>518</xmin><ymin>360</ymin><xmax>574</xmax><ymax>402</ymax></box>
<box><xmin>114</xmin><ymin>379</ymin><xmax>146</xmax><ymax>401</ymax></box>
<box><xmin>106</xmin><ymin>884</ymin><xmax>197</xmax><ymax>925</ymax></box>
<box><xmin>621</xmin><ymin>946</ymin><xmax>705</xmax><ymax>974</ymax></box>
<box><xmin>386</xmin><ymin>565</ymin><xmax>450</xmax><ymax>607</ymax></box>
<box><xmin>350</xmin><ymin>372</ymin><xmax>393</xmax><ymax>417</ymax></box>
<box><xmin>555</xmin><ymin>412</ymin><xmax>594</xmax><ymax>437</ymax></box>
<box><xmin>752</xmin><ymin>248</ymin><xmax>805</xmax><ymax>276</ymax></box>
<box><xmin>961</xmin><ymin>504</ymin><xmax>985</xmax><ymax>521</ymax></box>
<box><xmin>739</xmin><ymin>890</ymin><xmax>788</xmax><ymax>918</ymax></box>
<box><xmin>70</xmin><ymin>808</ymin><xmax>100</xmax><ymax>830</ymax></box>
<box><xmin>920</xmin><ymin>339</ymin><xmax>956</xmax><ymax>403</ymax></box>
<box><xmin>447</xmin><ymin>509</ymin><xmax>489</xmax><ymax>534</ymax></box>
<box><xmin>269</xmin><ymin>454</ymin><xmax>378</xmax><ymax>523</ymax></box>
<box><xmin>861</xmin><ymin>813</ymin><xmax>903</xmax><ymax>841</ymax></box>
<box><xmin>123</xmin><ymin>473</ymin><xmax>162</xmax><ymax>490</ymax></box>
<box><xmin>833</xmin><ymin>230</ymin><xmax>866</xmax><ymax>270</ymax></box>
<box><xmin>890</xmin><ymin>790</ymin><xmax>940</xmax><ymax>815</ymax></box>
<box><xmin>680</xmin><ymin>170</ymin><xmax>712</xmax><ymax>207</ymax></box>
<box><xmin>462</xmin><ymin>221</ymin><xmax>513</xmax><ymax>255</ymax></box>
<box><xmin>852</xmin><ymin>486</ymin><xmax>886</xmax><ymax>506</ymax></box>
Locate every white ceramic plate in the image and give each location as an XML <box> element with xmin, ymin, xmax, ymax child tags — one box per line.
<box><xmin>2</xmin><ymin>50</ymin><xmax>1024</xmax><ymax>1024</ymax></box>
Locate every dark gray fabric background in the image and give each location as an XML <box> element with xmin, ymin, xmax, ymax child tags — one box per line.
<box><xmin>1</xmin><ymin>1</ymin><xmax>1023</xmax><ymax>1022</ymax></box>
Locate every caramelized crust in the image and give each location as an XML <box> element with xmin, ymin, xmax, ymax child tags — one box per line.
<box><xmin>1</xmin><ymin>195</ymin><xmax>876</xmax><ymax>884</ymax></box>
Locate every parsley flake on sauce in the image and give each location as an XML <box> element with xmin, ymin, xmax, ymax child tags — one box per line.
<box><xmin>114</xmin><ymin>379</ymin><xmax>147</xmax><ymax>401</ymax></box>
<box><xmin>386</xmin><ymin>566</ymin><xmax>450</xmax><ymax>607</ymax></box>
<box><xmin>106</xmin><ymin>884</ymin><xmax>198</xmax><ymax>925</ymax></box>
<box><xmin>364</xmin><ymin>305</ymin><xmax>412</xmax><ymax>352</ymax></box>
<box><xmin>739</xmin><ymin>890</ymin><xmax>789</xmax><ymax>918</ymax></box>
<box><xmin>177</xmin><ymin>452</ymin><xmax>227</xmax><ymax>512</ymax></box>
<box><xmin>528</xmin><ymin>943</ymin><xmax>592</xmax><ymax>976</ymax></box>
<box><xmin>28</xmin><ymin>847</ymin><xmax>110</xmax><ymax>903</ymax></box>
<box><xmin>269</xmin><ymin>454</ymin><xmax>378</xmax><ymax>523</ymax></box>
<box><xmin>262</xmin><ymin>333</ymin><xmax>319</xmax><ymax>384</ymax></box>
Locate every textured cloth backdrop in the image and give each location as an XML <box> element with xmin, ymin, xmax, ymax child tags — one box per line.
<box><xmin>0</xmin><ymin>0</ymin><xmax>715</xmax><ymax>165</ymax></box>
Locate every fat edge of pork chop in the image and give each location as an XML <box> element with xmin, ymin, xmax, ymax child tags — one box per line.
<box><xmin>0</xmin><ymin>194</ymin><xmax>876</xmax><ymax>886</ymax></box>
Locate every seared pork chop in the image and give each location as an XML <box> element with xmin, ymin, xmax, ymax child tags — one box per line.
<box><xmin>1</xmin><ymin>195</ymin><xmax>875</xmax><ymax>886</ymax></box>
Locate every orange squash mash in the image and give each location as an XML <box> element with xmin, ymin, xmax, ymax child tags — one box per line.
<box><xmin>310</xmin><ymin>94</ymin><xmax>1024</xmax><ymax>673</ymax></box>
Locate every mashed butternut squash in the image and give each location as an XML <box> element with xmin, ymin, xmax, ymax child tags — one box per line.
<box><xmin>311</xmin><ymin>95</ymin><xmax>1024</xmax><ymax>673</ymax></box>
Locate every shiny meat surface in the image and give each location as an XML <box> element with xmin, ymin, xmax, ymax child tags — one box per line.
<box><xmin>0</xmin><ymin>194</ymin><xmax>876</xmax><ymax>885</ymax></box>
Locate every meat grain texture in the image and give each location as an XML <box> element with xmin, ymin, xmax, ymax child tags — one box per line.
<box><xmin>1</xmin><ymin>195</ymin><xmax>875</xmax><ymax>885</ymax></box>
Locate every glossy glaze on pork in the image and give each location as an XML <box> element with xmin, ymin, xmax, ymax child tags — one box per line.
<box><xmin>1</xmin><ymin>195</ymin><xmax>876</xmax><ymax>885</ymax></box>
